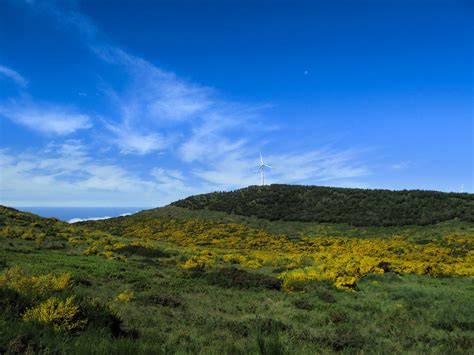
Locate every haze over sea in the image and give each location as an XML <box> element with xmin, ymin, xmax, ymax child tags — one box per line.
<box><xmin>13</xmin><ymin>207</ymin><xmax>145</xmax><ymax>223</ymax></box>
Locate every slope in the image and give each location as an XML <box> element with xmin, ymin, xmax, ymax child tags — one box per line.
<box><xmin>171</xmin><ymin>184</ymin><xmax>474</xmax><ymax>226</ymax></box>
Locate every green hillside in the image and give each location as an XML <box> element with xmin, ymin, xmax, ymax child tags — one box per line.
<box><xmin>0</xmin><ymin>205</ymin><xmax>78</xmax><ymax>241</ymax></box>
<box><xmin>0</xmin><ymin>205</ymin><xmax>111</xmax><ymax>244</ymax></box>
<box><xmin>82</xmin><ymin>205</ymin><xmax>474</xmax><ymax>241</ymax></box>
<box><xmin>172</xmin><ymin>184</ymin><xmax>474</xmax><ymax>226</ymax></box>
<box><xmin>1</xmin><ymin>203</ymin><xmax>474</xmax><ymax>353</ymax></box>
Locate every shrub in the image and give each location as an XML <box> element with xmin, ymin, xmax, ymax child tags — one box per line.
<box><xmin>0</xmin><ymin>257</ymin><xmax>7</xmax><ymax>270</ymax></box>
<box><xmin>140</xmin><ymin>294</ymin><xmax>182</xmax><ymax>308</ymax></box>
<box><xmin>22</xmin><ymin>296</ymin><xmax>87</xmax><ymax>332</ymax></box>
<box><xmin>329</xmin><ymin>309</ymin><xmax>349</xmax><ymax>323</ymax></box>
<box><xmin>280</xmin><ymin>278</ymin><xmax>307</xmax><ymax>292</ymax></box>
<box><xmin>222</xmin><ymin>320</ymin><xmax>251</xmax><ymax>338</ymax></box>
<box><xmin>79</xmin><ymin>298</ymin><xmax>125</xmax><ymax>337</ymax></box>
<box><xmin>314</xmin><ymin>288</ymin><xmax>337</xmax><ymax>304</ymax></box>
<box><xmin>222</xmin><ymin>254</ymin><xmax>246</xmax><ymax>264</ymax></box>
<box><xmin>0</xmin><ymin>266</ymin><xmax>71</xmax><ymax>296</ymax></box>
<box><xmin>73</xmin><ymin>276</ymin><xmax>92</xmax><ymax>287</ymax></box>
<box><xmin>252</xmin><ymin>317</ymin><xmax>289</xmax><ymax>335</ymax></box>
<box><xmin>242</xmin><ymin>259</ymin><xmax>263</xmax><ymax>269</ymax></box>
<box><xmin>0</xmin><ymin>287</ymin><xmax>32</xmax><ymax>319</ymax></box>
<box><xmin>291</xmin><ymin>297</ymin><xmax>314</xmax><ymax>310</ymax></box>
<box><xmin>326</xmin><ymin>325</ymin><xmax>365</xmax><ymax>351</ymax></box>
<box><xmin>334</xmin><ymin>276</ymin><xmax>357</xmax><ymax>291</ymax></box>
<box><xmin>6</xmin><ymin>335</ymin><xmax>33</xmax><ymax>354</ymax></box>
<box><xmin>182</xmin><ymin>258</ymin><xmax>206</xmax><ymax>270</ymax></box>
<box><xmin>115</xmin><ymin>291</ymin><xmax>134</xmax><ymax>302</ymax></box>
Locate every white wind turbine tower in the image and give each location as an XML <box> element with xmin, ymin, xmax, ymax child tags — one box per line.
<box><xmin>259</xmin><ymin>152</ymin><xmax>272</xmax><ymax>186</ymax></box>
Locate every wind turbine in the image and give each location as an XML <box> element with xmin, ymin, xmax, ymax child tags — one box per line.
<box><xmin>259</xmin><ymin>152</ymin><xmax>272</xmax><ymax>186</ymax></box>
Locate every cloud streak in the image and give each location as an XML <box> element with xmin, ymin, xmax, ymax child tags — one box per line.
<box><xmin>0</xmin><ymin>100</ymin><xmax>92</xmax><ymax>135</ymax></box>
<box><xmin>0</xmin><ymin>65</ymin><xmax>28</xmax><ymax>87</ymax></box>
<box><xmin>0</xmin><ymin>141</ymin><xmax>194</xmax><ymax>207</ymax></box>
<box><xmin>192</xmin><ymin>147</ymin><xmax>369</xmax><ymax>189</ymax></box>
<box><xmin>105</xmin><ymin>122</ymin><xmax>167</xmax><ymax>155</ymax></box>
<box><xmin>94</xmin><ymin>46</ymin><xmax>242</xmax><ymax>158</ymax></box>
<box><xmin>22</xmin><ymin>3</ymin><xmax>259</xmax><ymax>157</ymax></box>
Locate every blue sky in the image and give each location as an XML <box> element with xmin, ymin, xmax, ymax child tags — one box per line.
<box><xmin>0</xmin><ymin>0</ymin><xmax>472</xmax><ymax>207</ymax></box>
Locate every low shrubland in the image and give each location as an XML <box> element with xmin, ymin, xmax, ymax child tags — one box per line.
<box><xmin>1</xmin><ymin>205</ymin><xmax>473</xmax><ymax>353</ymax></box>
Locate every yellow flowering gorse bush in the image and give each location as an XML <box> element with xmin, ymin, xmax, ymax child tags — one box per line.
<box><xmin>0</xmin><ymin>266</ymin><xmax>71</xmax><ymax>295</ymax></box>
<box><xmin>3</xmin><ymin>210</ymin><xmax>473</xmax><ymax>292</ymax></box>
<box><xmin>115</xmin><ymin>291</ymin><xmax>134</xmax><ymax>302</ymax></box>
<box><xmin>108</xmin><ymin>217</ymin><xmax>473</xmax><ymax>291</ymax></box>
<box><xmin>22</xmin><ymin>295</ymin><xmax>87</xmax><ymax>332</ymax></box>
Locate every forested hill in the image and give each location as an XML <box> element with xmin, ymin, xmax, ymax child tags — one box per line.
<box><xmin>171</xmin><ymin>184</ymin><xmax>474</xmax><ymax>226</ymax></box>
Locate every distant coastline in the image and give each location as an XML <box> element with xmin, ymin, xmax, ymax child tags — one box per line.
<box><xmin>12</xmin><ymin>207</ymin><xmax>145</xmax><ymax>223</ymax></box>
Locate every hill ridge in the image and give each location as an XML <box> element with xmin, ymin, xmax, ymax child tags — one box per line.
<box><xmin>171</xmin><ymin>184</ymin><xmax>474</xmax><ymax>226</ymax></box>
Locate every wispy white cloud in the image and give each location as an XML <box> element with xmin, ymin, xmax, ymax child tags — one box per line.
<box><xmin>96</xmin><ymin>45</ymin><xmax>214</xmax><ymax>122</ymax></box>
<box><xmin>96</xmin><ymin>50</ymin><xmax>216</xmax><ymax>154</ymax></box>
<box><xmin>193</xmin><ymin>148</ymin><xmax>369</xmax><ymax>190</ymax></box>
<box><xmin>95</xmin><ymin>46</ymin><xmax>236</xmax><ymax>157</ymax></box>
<box><xmin>268</xmin><ymin>149</ymin><xmax>368</xmax><ymax>182</ymax></box>
<box><xmin>105</xmin><ymin>122</ymin><xmax>167</xmax><ymax>155</ymax></box>
<box><xmin>0</xmin><ymin>100</ymin><xmax>92</xmax><ymax>135</ymax></box>
<box><xmin>0</xmin><ymin>141</ymin><xmax>194</xmax><ymax>207</ymax></box>
<box><xmin>19</xmin><ymin>3</ymin><xmax>258</xmax><ymax>157</ymax></box>
<box><xmin>16</xmin><ymin>2</ymin><xmax>269</xmax><ymax>161</ymax></box>
<box><xmin>150</xmin><ymin>167</ymin><xmax>194</xmax><ymax>194</ymax></box>
<box><xmin>0</xmin><ymin>65</ymin><xmax>28</xmax><ymax>87</ymax></box>
<box><xmin>179</xmin><ymin>107</ymin><xmax>263</xmax><ymax>163</ymax></box>
<box><xmin>0</xmin><ymin>60</ymin><xmax>90</xmax><ymax>138</ymax></box>
<box><xmin>151</xmin><ymin>168</ymin><xmax>185</xmax><ymax>182</ymax></box>
<box><xmin>16</xmin><ymin>0</ymin><xmax>371</xmax><ymax>188</ymax></box>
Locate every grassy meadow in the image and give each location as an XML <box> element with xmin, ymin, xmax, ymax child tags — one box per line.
<box><xmin>0</xmin><ymin>204</ymin><xmax>473</xmax><ymax>354</ymax></box>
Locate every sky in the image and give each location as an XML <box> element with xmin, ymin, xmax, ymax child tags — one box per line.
<box><xmin>0</xmin><ymin>0</ymin><xmax>472</xmax><ymax>207</ymax></box>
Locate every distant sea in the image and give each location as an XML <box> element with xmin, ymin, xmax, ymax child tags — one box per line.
<box><xmin>14</xmin><ymin>207</ymin><xmax>147</xmax><ymax>223</ymax></box>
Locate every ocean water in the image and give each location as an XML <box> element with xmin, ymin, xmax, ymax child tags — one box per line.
<box><xmin>14</xmin><ymin>207</ymin><xmax>147</xmax><ymax>223</ymax></box>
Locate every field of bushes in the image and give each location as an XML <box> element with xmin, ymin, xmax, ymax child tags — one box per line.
<box><xmin>0</xmin><ymin>205</ymin><xmax>473</xmax><ymax>353</ymax></box>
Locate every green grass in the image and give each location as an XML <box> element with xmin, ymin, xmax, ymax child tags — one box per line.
<box><xmin>1</xmin><ymin>235</ymin><xmax>473</xmax><ymax>354</ymax></box>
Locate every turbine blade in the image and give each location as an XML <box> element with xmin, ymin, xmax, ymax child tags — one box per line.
<box><xmin>260</xmin><ymin>152</ymin><xmax>264</xmax><ymax>165</ymax></box>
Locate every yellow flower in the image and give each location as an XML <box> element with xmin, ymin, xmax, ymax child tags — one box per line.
<box><xmin>0</xmin><ymin>266</ymin><xmax>71</xmax><ymax>295</ymax></box>
<box><xmin>335</xmin><ymin>276</ymin><xmax>357</xmax><ymax>291</ymax></box>
<box><xmin>115</xmin><ymin>291</ymin><xmax>134</xmax><ymax>302</ymax></box>
<box><xmin>23</xmin><ymin>296</ymin><xmax>87</xmax><ymax>332</ymax></box>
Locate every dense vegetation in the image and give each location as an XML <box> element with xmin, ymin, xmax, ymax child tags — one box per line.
<box><xmin>0</xmin><ymin>206</ymin><xmax>111</xmax><ymax>243</ymax></box>
<box><xmin>1</xmin><ymin>200</ymin><xmax>473</xmax><ymax>353</ymax></box>
<box><xmin>79</xmin><ymin>207</ymin><xmax>473</xmax><ymax>291</ymax></box>
<box><xmin>172</xmin><ymin>184</ymin><xmax>474</xmax><ymax>226</ymax></box>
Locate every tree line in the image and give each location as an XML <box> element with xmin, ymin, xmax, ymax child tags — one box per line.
<box><xmin>171</xmin><ymin>184</ymin><xmax>474</xmax><ymax>226</ymax></box>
